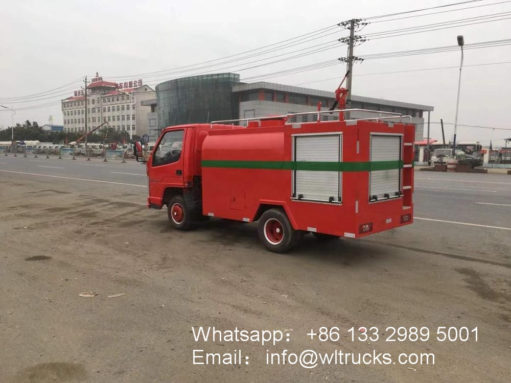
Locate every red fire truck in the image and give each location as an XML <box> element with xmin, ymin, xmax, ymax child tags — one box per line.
<box><xmin>146</xmin><ymin>90</ymin><xmax>415</xmax><ymax>252</ymax></box>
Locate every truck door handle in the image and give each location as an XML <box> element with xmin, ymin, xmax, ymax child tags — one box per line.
<box><xmin>176</xmin><ymin>170</ymin><xmax>182</xmax><ymax>175</ymax></box>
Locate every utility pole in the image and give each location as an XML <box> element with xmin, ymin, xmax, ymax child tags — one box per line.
<box><xmin>84</xmin><ymin>76</ymin><xmax>88</xmax><ymax>159</ymax></box>
<box><xmin>339</xmin><ymin>19</ymin><xmax>366</xmax><ymax>109</ymax></box>
<box><xmin>346</xmin><ymin>19</ymin><xmax>355</xmax><ymax>101</ymax></box>
<box><xmin>440</xmin><ymin>118</ymin><xmax>446</xmax><ymax>146</ymax></box>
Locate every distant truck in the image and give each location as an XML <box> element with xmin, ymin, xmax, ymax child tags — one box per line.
<box><xmin>146</xmin><ymin>89</ymin><xmax>415</xmax><ymax>252</ymax></box>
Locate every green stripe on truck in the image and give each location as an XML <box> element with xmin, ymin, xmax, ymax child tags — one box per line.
<box><xmin>201</xmin><ymin>160</ymin><xmax>404</xmax><ymax>171</ymax></box>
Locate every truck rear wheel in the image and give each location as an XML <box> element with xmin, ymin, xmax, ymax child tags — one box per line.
<box><xmin>168</xmin><ymin>195</ymin><xmax>194</xmax><ymax>230</ymax></box>
<box><xmin>258</xmin><ymin>209</ymin><xmax>298</xmax><ymax>253</ymax></box>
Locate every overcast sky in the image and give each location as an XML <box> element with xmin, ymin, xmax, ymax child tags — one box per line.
<box><xmin>1</xmin><ymin>0</ymin><xmax>510</xmax><ymax>145</ymax></box>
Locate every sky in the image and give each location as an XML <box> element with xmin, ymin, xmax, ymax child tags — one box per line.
<box><xmin>1</xmin><ymin>0</ymin><xmax>510</xmax><ymax>146</ymax></box>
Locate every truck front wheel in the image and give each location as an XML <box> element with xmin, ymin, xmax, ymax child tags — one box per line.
<box><xmin>168</xmin><ymin>195</ymin><xmax>194</xmax><ymax>230</ymax></box>
<box><xmin>258</xmin><ymin>209</ymin><xmax>298</xmax><ymax>253</ymax></box>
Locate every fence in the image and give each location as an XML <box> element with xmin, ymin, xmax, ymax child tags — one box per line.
<box><xmin>60</xmin><ymin>147</ymin><xmax>75</xmax><ymax>158</ymax></box>
<box><xmin>105</xmin><ymin>149</ymin><xmax>126</xmax><ymax>161</ymax></box>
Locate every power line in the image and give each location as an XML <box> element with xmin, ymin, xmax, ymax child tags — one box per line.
<box><xmin>295</xmin><ymin>60</ymin><xmax>511</xmax><ymax>85</ymax></box>
<box><xmin>139</xmin><ymin>40</ymin><xmax>342</xmax><ymax>83</ymax></box>
<box><xmin>241</xmin><ymin>59</ymin><xmax>340</xmax><ymax>81</ymax></box>
<box><xmin>365</xmin><ymin>11</ymin><xmax>511</xmax><ymax>39</ymax></box>
<box><xmin>365</xmin><ymin>0</ymin><xmax>484</xmax><ymax>20</ymax></box>
<box><xmin>370</xmin><ymin>0</ymin><xmax>511</xmax><ymax>23</ymax></box>
<box><xmin>4</xmin><ymin>40</ymin><xmax>343</xmax><ymax>104</ymax></box>
<box><xmin>0</xmin><ymin>24</ymin><xmax>342</xmax><ymax>102</ymax></box>
<box><xmin>107</xmin><ymin>25</ymin><xmax>341</xmax><ymax>80</ymax></box>
<box><xmin>0</xmin><ymin>78</ymin><xmax>82</xmax><ymax>102</ymax></box>
<box><xmin>430</xmin><ymin>121</ymin><xmax>511</xmax><ymax>131</ymax></box>
<box><xmin>360</xmin><ymin>38</ymin><xmax>511</xmax><ymax>60</ymax></box>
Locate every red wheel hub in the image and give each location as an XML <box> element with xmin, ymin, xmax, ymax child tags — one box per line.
<box><xmin>264</xmin><ymin>218</ymin><xmax>284</xmax><ymax>245</ymax></box>
<box><xmin>171</xmin><ymin>203</ymin><xmax>184</xmax><ymax>224</ymax></box>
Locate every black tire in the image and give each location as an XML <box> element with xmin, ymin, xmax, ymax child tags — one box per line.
<box><xmin>167</xmin><ymin>195</ymin><xmax>194</xmax><ymax>230</ymax></box>
<box><xmin>312</xmin><ymin>232</ymin><xmax>339</xmax><ymax>241</ymax></box>
<box><xmin>258</xmin><ymin>209</ymin><xmax>298</xmax><ymax>253</ymax></box>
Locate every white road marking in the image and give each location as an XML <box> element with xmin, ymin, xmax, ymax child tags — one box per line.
<box><xmin>415</xmin><ymin>217</ymin><xmax>511</xmax><ymax>231</ymax></box>
<box><xmin>111</xmin><ymin>171</ymin><xmax>146</xmax><ymax>176</ymax></box>
<box><xmin>475</xmin><ymin>202</ymin><xmax>511</xmax><ymax>207</ymax></box>
<box><xmin>416</xmin><ymin>177</ymin><xmax>511</xmax><ymax>185</ymax></box>
<box><xmin>37</xmin><ymin>165</ymin><xmax>64</xmax><ymax>169</ymax></box>
<box><xmin>415</xmin><ymin>186</ymin><xmax>496</xmax><ymax>193</ymax></box>
<box><xmin>0</xmin><ymin>169</ymin><xmax>146</xmax><ymax>188</ymax></box>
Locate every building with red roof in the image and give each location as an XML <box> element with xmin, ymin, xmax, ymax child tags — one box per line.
<box><xmin>61</xmin><ymin>72</ymin><xmax>155</xmax><ymax>139</ymax></box>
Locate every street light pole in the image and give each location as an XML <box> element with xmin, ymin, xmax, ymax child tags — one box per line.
<box><xmin>452</xmin><ymin>35</ymin><xmax>464</xmax><ymax>156</ymax></box>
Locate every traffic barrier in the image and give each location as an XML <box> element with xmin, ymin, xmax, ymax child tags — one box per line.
<box><xmin>60</xmin><ymin>147</ymin><xmax>75</xmax><ymax>159</ymax></box>
<box><xmin>446</xmin><ymin>159</ymin><xmax>457</xmax><ymax>172</ymax></box>
<box><xmin>105</xmin><ymin>149</ymin><xmax>126</xmax><ymax>161</ymax></box>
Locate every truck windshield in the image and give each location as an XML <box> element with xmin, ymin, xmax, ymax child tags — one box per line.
<box><xmin>153</xmin><ymin>130</ymin><xmax>184</xmax><ymax>166</ymax></box>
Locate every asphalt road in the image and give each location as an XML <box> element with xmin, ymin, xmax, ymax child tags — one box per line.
<box><xmin>0</xmin><ymin>154</ymin><xmax>510</xmax><ymax>383</ymax></box>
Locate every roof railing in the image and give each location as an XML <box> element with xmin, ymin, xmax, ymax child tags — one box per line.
<box><xmin>211</xmin><ymin>108</ymin><xmax>412</xmax><ymax>127</ymax></box>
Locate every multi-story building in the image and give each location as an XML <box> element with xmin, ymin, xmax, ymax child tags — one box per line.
<box><xmin>61</xmin><ymin>73</ymin><xmax>155</xmax><ymax>139</ymax></box>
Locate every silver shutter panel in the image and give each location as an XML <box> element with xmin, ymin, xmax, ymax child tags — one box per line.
<box><xmin>370</xmin><ymin>135</ymin><xmax>401</xmax><ymax>199</ymax></box>
<box><xmin>294</xmin><ymin>135</ymin><xmax>342</xmax><ymax>202</ymax></box>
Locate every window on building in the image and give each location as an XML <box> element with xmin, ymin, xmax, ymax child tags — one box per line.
<box><xmin>132</xmin><ymin>114</ymin><xmax>135</xmax><ymax>120</ymax></box>
<box><xmin>122</xmin><ymin>115</ymin><xmax>125</xmax><ymax>121</ymax></box>
<box><xmin>127</xmin><ymin>115</ymin><xmax>130</xmax><ymax>120</ymax></box>
<box><xmin>243</xmin><ymin>91</ymin><xmax>259</xmax><ymax>101</ymax></box>
<box><xmin>264</xmin><ymin>91</ymin><xmax>273</xmax><ymax>101</ymax></box>
<box><xmin>121</xmin><ymin>105</ymin><xmax>125</xmax><ymax>111</ymax></box>
<box><xmin>275</xmin><ymin>92</ymin><xmax>286</xmax><ymax>102</ymax></box>
<box><xmin>126</xmin><ymin>104</ymin><xmax>130</xmax><ymax>110</ymax></box>
<box><xmin>103</xmin><ymin>107</ymin><xmax>106</xmax><ymax>112</ymax></box>
<box><xmin>117</xmin><ymin>116</ymin><xmax>120</xmax><ymax>121</ymax></box>
<box><xmin>117</xmin><ymin>105</ymin><xmax>120</xmax><ymax>111</ymax></box>
<box><xmin>288</xmin><ymin>93</ymin><xmax>307</xmax><ymax>105</ymax></box>
<box><xmin>91</xmin><ymin>107</ymin><xmax>95</xmax><ymax>113</ymax></box>
<box><xmin>92</xmin><ymin>99</ymin><xmax>95</xmax><ymax>105</ymax></box>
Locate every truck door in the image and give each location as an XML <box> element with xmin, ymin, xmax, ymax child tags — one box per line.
<box><xmin>148</xmin><ymin>129</ymin><xmax>185</xmax><ymax>193</ymax></box>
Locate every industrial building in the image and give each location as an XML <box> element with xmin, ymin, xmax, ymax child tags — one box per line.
<box><xmin>61</xmin><ymin>73</ymin><xmax>155</xmax><ymax>138</ymax></box>
<box><xmin>153</xmin><ymin>73</ymin><xmax>433</xmax><ymax>141</ymax></box>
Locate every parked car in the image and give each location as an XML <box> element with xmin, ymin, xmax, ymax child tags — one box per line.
<box><xmin>432</xmin><ymin>148</ymin><xmax>482</xmax><ymax>168</ymax></box>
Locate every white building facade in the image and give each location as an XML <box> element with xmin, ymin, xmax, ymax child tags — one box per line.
<box><xmin>61</xmin><ymin>73</ymin><xmax>155</xmax><ymax>138</ymax></box>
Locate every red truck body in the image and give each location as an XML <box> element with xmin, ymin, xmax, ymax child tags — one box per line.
<box><xmin>147</xmin><ymin>113</ymin><xmax>414</xmax><ymax>251</ymax></box>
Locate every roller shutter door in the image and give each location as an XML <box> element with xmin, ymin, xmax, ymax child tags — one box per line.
<box><xmin>370</xmin><ymin>134</ymin><xmax>402</xmax><ymax>200</ymax></box>
<box><xmin>294</xmin><ymin>134</ymin><xmax>342</xmax><ymax>203</ymax></box>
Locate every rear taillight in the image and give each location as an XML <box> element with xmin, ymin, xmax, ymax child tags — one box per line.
<box><xmin>359</xmin><ymin>223</ymin><xmax>373</xmax><ymax>233</ymax></box>
<box><xmin>401</xmin><ymin>214</ymin><xmax>411</xmax><ymax>223</ymax></box>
